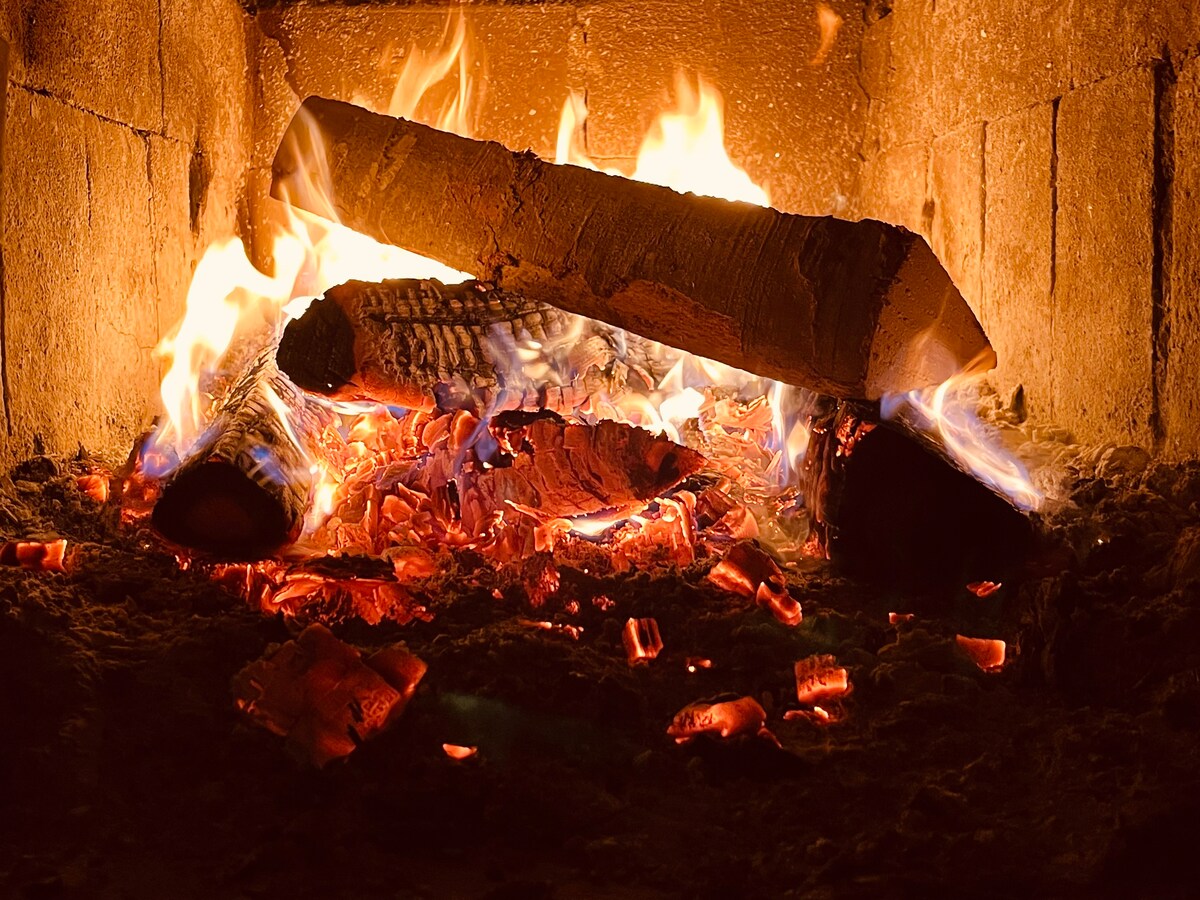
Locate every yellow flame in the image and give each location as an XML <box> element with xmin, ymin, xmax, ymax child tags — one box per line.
<box><xmin>149</xmin><ymin>18</ymin><xmax>478</xmax><ymax>474</ymax></box>
<box><xmin>556</xmin><ymin>72</ymin><xmax>769</xmax><ymax>207</ymax></box>
<box><xmin>810</xmin><ymin>3</ymin><xmax>844</xmax><ymax>66</ymax></box>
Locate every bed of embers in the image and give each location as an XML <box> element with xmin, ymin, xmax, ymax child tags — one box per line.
<box><xmin>4</xmin><ymin>411</ymin><xmax>1200</xmax><ymax>898</ymax></box>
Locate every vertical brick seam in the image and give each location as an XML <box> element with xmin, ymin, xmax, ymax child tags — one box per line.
<box><xmin>1151</xmin><ymin>57</ymin><xmax>1176</xmax><ymax>450</ymax></box>
<box><xmin>1048</xmin><ymin>95</ymin><xmax>1059</xmax><ymax>423</ymax></box>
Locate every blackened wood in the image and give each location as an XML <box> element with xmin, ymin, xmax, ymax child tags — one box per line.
<box><xmin>277</xmin><ymin>277</ymin><xmax>670</xmax><ymax>413</ymax></box>
<box><xmin>800</xmin><ymin>400</ymin><xmax>1033</xmax><ymax>592</ymax></box>
<box><xmin>278</xmin><ymin>277</ymin><xmax>571</xmax><ymax>410</ymax></box>
<box><xmin>271</xmin><ymin>96</ymin><xmax>993</xmax><ymax>399</ymax></box>
<box><xmin>151</xmin><ymin>350</ymin><xmax>327</xmax><ymax>559</ymax></box>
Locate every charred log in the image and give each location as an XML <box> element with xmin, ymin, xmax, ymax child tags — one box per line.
<box><xmin>271</xmin><ymin>97</ymin><xmax>993</xmax><ymax>399</ymax></box>
<box><xmin>801</xmin><ymin>400</ymin><xmax>1033</xmax><ymax>592</ymax></box>
<box><xmin>276</xmin><ymin>277</ymin><xmax>663</xmax><ymax>412</ymax></box>
<box><xmin>151</xmin><ymin>351</ymin><xmax>329</xmax><ymax>559</ymax></box>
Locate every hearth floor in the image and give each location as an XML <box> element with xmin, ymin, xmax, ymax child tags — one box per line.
<box><xmin>2</xmin><ymin>453</ymin><xmax>1199</xmax><ymax>899</ymax></box>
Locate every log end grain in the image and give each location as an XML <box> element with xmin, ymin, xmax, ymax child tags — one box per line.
<box><xmin>866</xmin><ymin>237</ymin><xmax>996</xmax><ymax>398</ymax></box>
<box><xmin>152</xmin><ymin>460</ymin><xmax>300</xmax><ymax>559</ymax></box>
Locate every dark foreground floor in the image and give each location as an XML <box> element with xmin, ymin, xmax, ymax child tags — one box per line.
<box><xmin>3</xmin><ymin>453</ymin><xmax>1200</xmax><ymax>899</ymax></box>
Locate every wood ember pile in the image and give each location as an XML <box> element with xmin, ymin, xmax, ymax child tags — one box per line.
<box><xmin>232</xmin><ymin>623</ymin><xmax>425</xmax><ymax>766</ymax></box>
<box><xmin>272</xmin><ymin>98</ymin><xmax>994</xmax><ymax>399</ymax></box>
<box><xmin>5</xmin><ymin>444</ymin><xmax>1200</xmax><ymax>896</ymax></box>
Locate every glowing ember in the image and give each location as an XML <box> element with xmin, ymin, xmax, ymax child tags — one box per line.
<box><xmin>967</xmin><ymin>580</ymin><xmax>1003</xmax><ymax>598</ymax></box>
<box><xmin>686</xmin><ymin>657</ymin><xmax>713</xmax><ymax>673</ymax></box>
<box><xmin>232</xmin><ymin>624</ymin><xmax>426</xmax><ymax>767</ymax></box>
<box><xmin>0</xmin><ymin>539</ymin><xmax>68</xmax><ymax>573</ymax></box>
<box><xmin>622</xmin><ymin>617</ymin><xmax>663</xmax><ymax>665</ymax></box>
<box><xmin>889</xmin><ymin>612</ymin><xmax>916</xmax><ymax>625</ymax></box>
<box><xmin>667</xmin><ymin>696</ymin><xmax>769</xmax><ymax>744</ymax></box>
<box><xmin>76</xmin><ymin>474</ymin><xmax>110</xmax><ymax>504</ymax></box>
<box><xmin>956</xmin><ymin>635</ymin><xmax>1007</xmax><ymax>671</ymax></box>
<box><xmin>442</xmin><ymin>743</ymin><xmax>478</xmax><ymax>761</ymax></box>
<box><xmin>707</xmin><ymin>541</ymin><xmax>801</xmax><ymax>626</ymax></box>
<box><xmin>793</xmin><ymin>655</ymin><xmax>851</xmax><ymax>705</ymax></box>
<box><xmin>521</xmin><ymin>619</ymin><xmax>583</xmax><ymax>641</ymax></box>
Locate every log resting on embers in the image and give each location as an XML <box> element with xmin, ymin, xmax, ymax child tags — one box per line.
<box><xmin>276</xmin><ymin>277</ymin><xmax>666</xmax><ymax>412</ymax></box>
<box><xmin>151</xmin><ymin>350</ymin><xmax>329</xmax><ymax>560</ymax></box>
<box><xmin>271</xmin><ymin>96</ymin><xmax>994</xmax><ymax>400</ymax></box>
<box><xmin>800</xmin><ymin>399</ymin><xmax>1033</xmax><ymax>592</ymax></box>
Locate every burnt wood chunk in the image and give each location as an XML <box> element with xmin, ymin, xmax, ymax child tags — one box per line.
<box><xmin>800</xmin><ymin>400</ymin><xmax>1033</xmax><ymax>592</ymax></box>
<box><xmin>277</xmin><ymin>277</ymin><xmax>668</xmax><ymax>413</ymax></box>
<box><xmin>151</xmin><ymin>350</ymin><xmax>328</xmax><ymax>559</ymax></box>
<box><xmin>271</xmin><ymin>96</ymin><xmax>993</xmax><ymax>399</ymax></box>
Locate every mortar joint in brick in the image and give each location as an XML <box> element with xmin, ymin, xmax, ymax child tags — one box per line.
<box><xmin>1151</xmin><ymin>60</ymin><xmax>1177</xmax><ymax>449</ymax></box>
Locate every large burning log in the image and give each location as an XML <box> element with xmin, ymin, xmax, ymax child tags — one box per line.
<box><xmin>271</xmin><ymin>97</ymin><xmax>992</xmax><ymax>400</ymax></box>
<box><xmin>276</xmin><ymin>277</ymin><xmax>665</xmax><ymax>412</ymax></box>
<box><xmin>151</xmin><ymin>350</ymin><xmax>330</xmax><ymax>559</ymax></box>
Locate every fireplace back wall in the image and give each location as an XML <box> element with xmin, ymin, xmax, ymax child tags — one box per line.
<box><xmin>0</xmin><ymin>0</ymin><xmax>1197</xmax><ymax>465</ymax></box>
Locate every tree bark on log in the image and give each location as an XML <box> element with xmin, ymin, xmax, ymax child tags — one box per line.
<box><xmin>271</xmin><ymin>96</ymin><xmax>993</xmax><ymax>399</ymax></box>
<box><xmin>276</xmin><ymin>277</ymin><xmax>670</xmax><ymax>413</ymax></box>
<box><xmin>151</xmin><ymin>350</ymin><xmax>329</xmax><ymax>559</ymax></box>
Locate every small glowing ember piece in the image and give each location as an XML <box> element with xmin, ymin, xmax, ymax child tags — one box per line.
<box><xmin>667</xmin><ymin>695</ymin><xmax>768</xmax><ymax>744</ymax></box>
<box><xmin>442</xmin><ymin>743</ymin><xmax>478</xmax><ymax>761</ymax></box>
<box><xmin>708</xmin><ymin>541</ymin><xmax>800</xmax><ymax>626</ymax></box>
<box><xmin>232</xmin><ymin>624</ymin><xmax>426</xmax><ymax>767</ymax></box>
<box><xmin>75</xmin><ymin>474</ymin><xmax>110</xmax><ymax>504</ymax></box>
<box><xmin>0</xmin><ymin>539</ymin><xmax>68</xmax><ymax>572</ymax></box>
<box><xmin>622</xmin><ymin>617</ymin><xmax>663</xmax><ymax>665</ymax></box>
<box><xmin>967</xmin><ymin>580</ymin><xmax>1003</xmax><ymax>598</ymax></box>
<box><xmin>520</xmin><ymin>619</ymin><xmax>583</xmax><ymax>640</ymax></box>
<box><xmin>592</xmin><ymin>595</ymin><xmax>615</xmax><ymax>612</ymax></box>
<box><xmin>889</xmin><ymin>612</ymin><xmax>915</xmax><ymax>625</ymax></box>
<box><xmin>956</xmin><ymin>635</ymin><xmax>1006</xmax><ymax>671</ymax></box>
<box><xmin>794</xmin><ymin>655</ymin><xmax>851</xmax><ymax>705</ymax></box>
<box><xmin>686</xmin><ymin>657</ymin><xmax>713</xmax><ymax>673</ymax></box>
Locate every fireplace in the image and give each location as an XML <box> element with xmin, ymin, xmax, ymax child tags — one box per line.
<box><xmin>3</xmin><ymin>2</ymin><xmax>1200</xmax><ymax>898</ymax></box>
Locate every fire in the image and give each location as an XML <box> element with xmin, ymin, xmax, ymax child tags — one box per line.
<box><xmin>793</xmin><ymin>655</ymin><xmax>851</xmax><ymax>705</ymax></box>
<box><xmin>956</xmin><ymin>635</ymin><xmax>1007</xmax><ymax>671</ymax></box>
<box><xmin>667</xmin><ymin>696</ymin><xmax>769</xmax><ymax>744</ymax></box>
<box><xmin>810</xmin><ymin>3</ymin><xmax>844</xmax><ymax>66</ymax></box>
<box><xmin>556</xmin><ymin>72</ymin><xmax>768</xmax><ymax>207</ymax></box>
<box><xmin>623</xmin><ymin>617</ymin><xmax>664</xmax><ymax>665</ymax></box>
<box><xmin>0</xmin><ymin>539</ymin><xmax>68</xmax><ymax>572</ymax></box>
<box><xmin>882</xmin><ymin>359</ymin><xmax>1043</xmax><ymax>512</ymax></box>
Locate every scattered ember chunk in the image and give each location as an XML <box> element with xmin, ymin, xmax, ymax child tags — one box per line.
<box><xmin>442</xmin><ymin>743</ymin><xmax>478</xmax><ymax>761</ymax></box>
<box><xmin>793</xmin><ymin>654</ymin><xmax>851</xmax><ymax>704</ymax></box>
<box><xmin>75</xmin><ymin>474</ymin><xmax>110</xmax><ymax>503</ymax></box>
<box><xmin>784</xmin><ymin>705</ymin><xmax>844</xmax><ymax>726</ymax></box>
<box><xmin>686</xmin><ymin>657</ymin><xmax>713</xmax><ymax>673</ymax></box>
<box><xmin>956</xmin><ymin>635</ymin><xmax>1006</xmax><ymax>671</ymax></box>
<box><xmin>707</xmin><ymin>540</ymin><xmax>800</xmax><ymax>625</ymax></box>
<box><xmin>0</xmin><ymin>539</ymin><xmax>67</xmax><ymax>572</ymax></box>
<box><xmin>966</xmin><ymin>580</ymin><xmax>1003</xmax><ymax>598</ymax></box>
<box><xmin>622</xmin><ymin>617</ymin><xmax>663</xmax><ymax>664</ymax></box>
<box><xmin>232</xmin><ymin>624</ymin><xmax>426</xmax><ymax>767</ymax></box>
<box><xmin>520</xmin><ymin>619</ymin><xmax>583</xmax><ymax>640</ymax></box>
<box><xmin>667</xmin><ymin>695</ymin><xmax>769</xmax><ymax>744</ymax></box>
<box><xmin>888</xmin><ymin>612</ymin><xmax>915</xmax><ymax>625</ymax></box>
